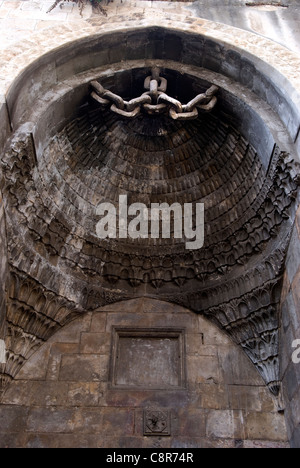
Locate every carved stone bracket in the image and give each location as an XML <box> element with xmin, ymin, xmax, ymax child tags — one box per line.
<box><xmin>204</xmin><ymin>279</ymin><xmax>282</xmax><ymax>395</ymax></box>
<box><xmin>0</xmin><ymin>267</ymin><xmax>83</xmax><ymax>400</ymax></box>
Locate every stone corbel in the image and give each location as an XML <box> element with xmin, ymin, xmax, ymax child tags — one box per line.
<box><xmin>205</xmin><ymin>278</ymin><xmax>283</xmax><ymax>397</ymax></box>
<box><xmin>0</xmin><ymin>267</ymin><xmax>83</xmax><ymax>400</ymax></box>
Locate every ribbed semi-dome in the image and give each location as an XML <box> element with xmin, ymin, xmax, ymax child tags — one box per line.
<box><xmin>4</xmin><ymin>66</ymin><xmax>296</xmax><ymax>302</ymax></box>
<box><xmin>32</xmin><ymin>105</ymin><xmax>268</xmax><ymax>288</ymax></box>
<box><xmin>44</xmin><ymin>110</ymin><xmax>263</xmax><ymax>244</ymax></box>
<box><xmin>15</xmin><ymin>82</ymin><xmax>295</xmax><ymax>395</ymax></box>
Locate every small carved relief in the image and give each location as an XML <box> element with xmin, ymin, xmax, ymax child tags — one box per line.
<box><xmin>144</xmin><ymin>410</ymin><xmax>171</xmax><ymax>436</ymax></box>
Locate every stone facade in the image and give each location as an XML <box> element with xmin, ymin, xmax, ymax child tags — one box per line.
<box><xmin>0</xmin><ymin>0</ymin><xmax>299</xmax><ymax>449</ymax></box>
<box><xmin>281</xmin><ymin>204</ymin><xmax>300</xmax><ymax>448</ymax></box>
<box><xmin>0</xmin><ymin>299</ymin><xmax>289</xmax><ymax>448</ymax></box>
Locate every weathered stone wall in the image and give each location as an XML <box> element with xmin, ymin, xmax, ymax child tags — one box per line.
<box><xmin>281</xmin><ymin>202</ymin><xmax>300</xmax><ymax>448</ymax></box>
<box><xmin>0</xmin><ymin>299</ymin><xmax>288</xmax><ymax>448</ymax></box>
<box><xmin>0</xmin><ymin>189</ymin><xmax>7</xmax><ymax>340</ymax></box>
<box><xmin>189</xmin><ymin>0</ymin><xmax>300</xmax><ymax>56</ymax></box>
<box><xmin>0</xmin><ymin>11</ymin><xmax>299</xmax><ymax>449</ymax></box>
<box><xmin>0</xmin><ymin>1</ymin><xmax>300</xmax><ymax>56</ymax></box>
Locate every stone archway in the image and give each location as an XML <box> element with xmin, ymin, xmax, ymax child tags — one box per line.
<box><xmin>0</xmin><ymin>18</ymin><xmax>299</xmax><ymax>447</ymax></box>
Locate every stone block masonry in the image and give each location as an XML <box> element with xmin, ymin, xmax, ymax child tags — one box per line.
<box><xmin>0</xmin><ymin>298</ymin><xmax>288</xmax><ymax>448</ymax></box>
<box><xmin>281</xmin><ymin>203</ymin><xmax>300</xmax><ymax>448</ymax></box>
<box><xmin>0</xmin><ymin>0</ymin><xmax>300</xmax><ymax>450</ymax></box>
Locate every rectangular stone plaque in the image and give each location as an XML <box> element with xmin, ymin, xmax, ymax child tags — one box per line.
<box><xmin>110</xmin><ymin>328</ymin><xmax>186</xmax><ymax>389</ymax></box>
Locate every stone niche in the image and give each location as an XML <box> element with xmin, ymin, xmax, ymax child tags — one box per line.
<box><xmin>0</xmin><ymin>298</ymin><xmax>288</xmax><ymax>448</ymax></box>
<box><xmin>1</xmin><ymin>25</ymin><xmax>299</xmax><ymax>448</ymax></box>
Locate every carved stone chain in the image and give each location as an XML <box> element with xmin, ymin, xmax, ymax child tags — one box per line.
<box><xmin>90</xmin><ymin>68</ymin><xmax>219</xmax><ymax>121</ymax></box>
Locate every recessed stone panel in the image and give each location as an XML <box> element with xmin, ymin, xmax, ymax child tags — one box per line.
<box><xmin>110</xmin><ymin>328</ymin><xmax>186</xmax><ymax>389</ymax></box>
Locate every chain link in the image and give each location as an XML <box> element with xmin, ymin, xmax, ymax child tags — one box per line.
<box><xmin>90</xmin><ymin>68</ymin><xmax>219</xmax><ymax>121</ymax></box>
